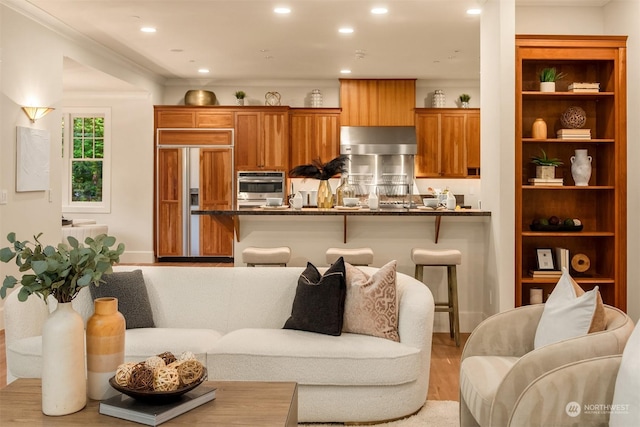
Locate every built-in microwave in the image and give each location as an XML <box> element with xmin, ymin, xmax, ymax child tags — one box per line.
<box><xmin>236</xmin><ymin>171</ymin><xmax>286</xmax><ymax>207</ymax></box>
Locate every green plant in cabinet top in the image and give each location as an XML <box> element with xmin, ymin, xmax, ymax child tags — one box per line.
<box><xmin>539</xmin><ymin>67</ymin><xmax>567</xmax><ymax>82</ymax></box>
<box><xmin>531</xmin><ymin>148</ymin><xmax>563</xmax><ymax>166</ymax></box>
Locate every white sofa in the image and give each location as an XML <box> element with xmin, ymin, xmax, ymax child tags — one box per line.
<box><xmin>4</xmin><ymin>265</ymin><xmax>435</xmax><ymax>423</ymax></box>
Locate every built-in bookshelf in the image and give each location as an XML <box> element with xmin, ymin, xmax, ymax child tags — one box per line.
<box><xmin>515</xmin><ymin>35</ymin><xmax>627</xmax><ymax>309</ymax></box>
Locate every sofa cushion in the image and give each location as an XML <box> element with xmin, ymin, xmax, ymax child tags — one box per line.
<box><xmin>459</xmin><ymin>355</ymin><xmax>519</xmax><ymax>427</ymax></box>
<box><xmin>343</xmin><ymin>260</ymin><xmax>399</xmax><ymax>342</ymax></box>
<box><xmin>534</xmin><ymin>268</ymin><xmax>604</xmax><ymax>349</ymax></box>
<box><xmin>123</xmin><ymin>328</ymin><xmax>223</xmax><ymax>362</ymax></box>
<box><xmin>610</xmin><ymin>322</ymin><xmax>640</xmax><ymax>427</ymax></box>
<box><xmin>210</xmin><ymin>328</ymin><xmax>421</xmax><ymax>386</ymax></box>
<box><xmin>6</xmin><ymin>336</ymin><xmax>44</xmax><ymax>378</ymax></box>
<box><xmin>283</xmin><ymin>258</ymin><xmax>346</xmax><ymax>336</ymax></box>
<box><xmin>90</xmin><ymin>270</ymin><xmax>155</xmax><ymax>329</ymax></box>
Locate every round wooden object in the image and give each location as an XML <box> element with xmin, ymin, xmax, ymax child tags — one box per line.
<box><xmin>571</xmin><ymin>253</ymin><xmax>591</xmax><ymax>273</ymax></box>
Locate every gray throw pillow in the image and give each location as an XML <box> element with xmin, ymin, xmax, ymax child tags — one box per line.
<box><xmin>89</xmin><ymin>270</ymin><xmax>155</xmax><ymax>329</ymax></box>
<box><xmin>283</xmin><ymin>257</ymin><xmax>346</xmax><ymax>336</ymax></box>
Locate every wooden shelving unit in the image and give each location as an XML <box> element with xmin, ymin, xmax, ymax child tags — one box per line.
<box><xmin>515</xmin><ymin>35</ymin><xmax>627</xmax><ymax>309</ymax></box>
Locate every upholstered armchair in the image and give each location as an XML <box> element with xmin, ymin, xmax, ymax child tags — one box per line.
<box><xmin>459</xmin><ymin>304</ymin><xmax>634</xmax><ymax>427</ymax></box>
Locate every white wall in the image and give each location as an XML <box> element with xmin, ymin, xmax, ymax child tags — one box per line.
<box><xmin>0</xmin><ymin>4</ymin><xmax>164</xmax><ymax>327</ymax></box>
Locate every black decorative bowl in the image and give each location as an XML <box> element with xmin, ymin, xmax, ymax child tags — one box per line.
<box><xmin>529</xmin><ymin>223</ymin><xmax>583</xmax><ymax>232</ymax></box>
<box><xmin>108</xmin><ymin>369</ymin><xmax>207</xmax><ymax>404</ymax></box>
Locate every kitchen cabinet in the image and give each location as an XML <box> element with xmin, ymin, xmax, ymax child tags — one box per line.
<box><xmin>289</xmin><ymin>108</ymin><xmax>341</xmax><ymax>169</ymax></box>
<box><xmin>340</xmin><ymin>79</ymin><xmax>416</xmax><ymax>126</ymax></box>
<box><xmin>515</xmin><ymin>35</ymin><xmax>626</xmax><ymax>310</ymax></box>
<box><xmin>235</xmin><ymin>107</ymin><xmax>289</xmax><ymax>171</ymax></box>
<box><xmin>415</xmin><ymin>108</ymin><xmax>480</xmax><ymax>178</ymax></box>
<box><xmin>155</xmin><ymin>107</ymin><xmax>234</xmax><ymax>128</ymax></box>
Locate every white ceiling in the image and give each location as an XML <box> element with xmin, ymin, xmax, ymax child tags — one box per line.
<box><xmin>14</xmin><ymin>0</ymin><xmax>611</xmax><ymax>90</ymax></box>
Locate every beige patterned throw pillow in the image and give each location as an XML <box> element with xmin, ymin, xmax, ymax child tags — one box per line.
<box><xmin>343</xmin><ymin>260</ymin><xmax>399</xmax><ymax>342</ymax></box>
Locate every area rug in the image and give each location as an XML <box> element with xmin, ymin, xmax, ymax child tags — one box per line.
<box><xmin>299</xmin><ymin>400</ymin><xmax>459</xmax><ymax>427</ymax></box>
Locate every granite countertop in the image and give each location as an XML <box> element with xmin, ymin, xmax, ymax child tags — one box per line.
<box><xmin>192</xmin><ymin>207</ymin><xmax>490</xmax><ymax>216</ymax></box>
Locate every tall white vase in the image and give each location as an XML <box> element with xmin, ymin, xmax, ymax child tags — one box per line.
<box><xmin>42</xmin><ymin>302</ymin><xmax>87</xmax><ymax>416</ymax></box>
<box><xmin>571</xmin><ymin>149</ymin><xmax>592</xmax><ymax>186</ymax></box>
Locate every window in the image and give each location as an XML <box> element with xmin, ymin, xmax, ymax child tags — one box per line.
<box><xmin>62</xmin><ymin>108</ymin><xmax>111</xmax><ymax>213</ymax></box>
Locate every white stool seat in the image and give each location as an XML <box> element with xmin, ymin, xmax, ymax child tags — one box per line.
<box><xmin>411</xmin><ymin>248</ymin><xmax>462</xmax><ymax>266</ymax></box>
<box><xmin>412</xmin><ymin>248</ymin><xmax>462</xmax><ymax>346</ymax></box>
<box><xmin>242</xmin><ymin>246</ymin><xmax>291</xmax><ymax>267</ymax></box>
<box><xmin>326</xmin><ymin>247</ymin><xmax>374</xmax><ymax>266</ymax></box>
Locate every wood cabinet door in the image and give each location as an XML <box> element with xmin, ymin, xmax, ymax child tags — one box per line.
<box><xmin>415</xmin><ymin>112</ymin><xmax>441</xmax><ymax>177</ymax></box>
<box><xmin>289</xmin><ymin>111</ymin><xmax>340</xmax><ymax>169</ymax></box>
<box><xmin>157</xmin><ymin>148</ymin><xmax>183</xmax><ymax>256</ymax></box>
<box><xmin>440</xmin><ymin>113</ymin><xmax>467</xmax><ymax>177</ymax></box>
<box><xmin>466</xmin><ymin>111</ymin><xmax>481</xmax><ymax>174</ymax></box>
<box><xmin>235</xmin><ymin>111</ymin><xmax>261</xmax><ymax>170</ymax></box>
<box><xmin>289</xmin><ymin>113</ymin><xmax>314</xmax><ymax>168</ymax></box>
<box><xmin>199</xmin><ymin>148</ymin><xmax>234</xmax><ymax>256</ymax></box>
<box><xmin>262</xmin><ymin>111</ymin><xmax>289</xmax><ymax>170</ymax></box>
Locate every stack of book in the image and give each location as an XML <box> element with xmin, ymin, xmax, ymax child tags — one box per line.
<box><xmin>528</xmin><ymin>178</ymin><xmax>563</xmax><ymax>186</ymax></box>
<box><xmin>99</xmin><ymin>386</ymin><xmax>216</xmax><ymax>426</ymax></box>
<box><xmin>530</xmin><ymin>270</ymin><xmax>562</xmax><ymax>279</ymax></box>
<box><xmin>555</xmin><ymin>247</ymin><xmax>570</xmax><ymax>271</ymax></box>
<box><xmin>568</xmin><ymin>82</ymin><xmax>600</xmax><ymax>93</ymax></box>
<box><xmin>557</xmin><ymin>129</ymin><xmax>591</xmax><ymax>140</ymax></box>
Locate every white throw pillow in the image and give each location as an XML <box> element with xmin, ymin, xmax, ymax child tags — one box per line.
<box><xmin>533</xmin><ymin>268</ymin><xmax>599</xmax><ymax>349</ymax></box>
<box><xmin>609</xmin><ymin>322</ymin><xmax>640</xmax><ymax>426</ymax></box>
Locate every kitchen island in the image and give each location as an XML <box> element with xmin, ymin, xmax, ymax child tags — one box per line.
<box><xmin>193</xmin><ymin>206</ymin><xmax>491</xmax><ymax>334</ymax></box>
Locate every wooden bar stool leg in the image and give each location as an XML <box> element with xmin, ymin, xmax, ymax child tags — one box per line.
<box><xmin>448</xmin><ymin>265</ymin><xmax>460</xmax><ymax>347</ymax></box>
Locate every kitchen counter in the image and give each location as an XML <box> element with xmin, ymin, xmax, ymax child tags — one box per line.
<box><xmin>193</xmin><ymin>207</ymin><xmax>490</xmax><ymax>243</ymax></box>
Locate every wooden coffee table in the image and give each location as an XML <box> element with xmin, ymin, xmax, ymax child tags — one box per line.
<box><xmin>0</xmin><ymin>378</ymin><xmax>298</xmax><ymax>426</ymax></box>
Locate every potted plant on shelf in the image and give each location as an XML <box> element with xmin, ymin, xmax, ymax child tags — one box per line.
<box><xmin>539</xmin><ymin>67</ymin><xmax>566</xmax><ymax>92</ymax></box>
<box><xmin>234</xmin><ymin>90</ymin><xmax>246</xmax><ymax>106</ymax></box>
<box><xmin>0</xmin><ymin>232</ymin><xmax>125</xmax><ymax>415</ymax></box>
<box><xmin>458</xmin><ymin>93</ymin><xmax>471</xmax><ymax>108</ymax></box>
<box><xmin>531</xmin><ymin>148</ymin><xmax>563</xmax><ymax>179</ymax></box>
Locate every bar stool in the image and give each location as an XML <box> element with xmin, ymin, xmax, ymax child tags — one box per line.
<box><xmin>326</xmin><ymin>247</ymin><xmax>374</xmax><ymax>266</ymax></box>
<box><xmin>411</xmin><ymin>248</ymin><xmax>462</xmax><ymax>346</ymax></box>
<box><xmin>242</xmin><ymin>246</ymin><xmax>291</xmax><ymax>267</ymax></box>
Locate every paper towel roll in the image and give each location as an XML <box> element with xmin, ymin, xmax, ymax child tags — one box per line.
<box><xmin>571</xmin><ymin>253</ymin><xmax>591</xmax><ymax>273</ymax></box>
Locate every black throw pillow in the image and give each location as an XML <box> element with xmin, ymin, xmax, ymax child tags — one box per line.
<box><xmin>89</xmin><ymin>269</ymin><xmax>155</xmax><ymax>329</ymax></box>
<box><xmin>283</xmin><ymin>257</ymin><xmax>346</xmax><ymax>336</ymax></box>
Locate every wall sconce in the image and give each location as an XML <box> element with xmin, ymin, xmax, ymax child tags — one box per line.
<box><xmin>22</xmin><ymin>106</ymin><xmax>55</xmax><ymax>123</ymax></box>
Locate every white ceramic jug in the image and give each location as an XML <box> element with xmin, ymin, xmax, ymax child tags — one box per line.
<box><xmin>571</xmin><ymin>149</ymin><xmax>592</xmax><ymax>186</ymax></box>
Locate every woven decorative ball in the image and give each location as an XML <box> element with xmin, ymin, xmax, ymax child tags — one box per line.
<box><xmin>153</xmin><ymin>367</ymin><xmax>180</xmax><ymax>391</ymax></box>
<box><xmin>145</xmin><ymin>355</ymin><xmax>166</xmax><ymax>370</ymax></box>
<box><xmin>177</xmin><ymin>359</ymin><xmax>205</xmax><ymax>386</ymax></box>
<box><xmin>158</xmin><ymin>351</ymin><xmax>177</xmax><ymax>365</ymax></box>
<box><xmin>179</xmin><ymin>351</ymin><xmax>197</xmax><ymax>362</ymax></box>
<box><xmin>128</xmin><ymin>363</ymin><xmax>155</xmax><ymax>391</ymax></box>
<box><xmin>560</xmin><ymin>106</ymin><xmax>587</xmax><ymax>129</ymax></box>
<box><xmin>115</xmin><ymin>362</ymin><xmax>137</xmax><ymax>386</ymax></box>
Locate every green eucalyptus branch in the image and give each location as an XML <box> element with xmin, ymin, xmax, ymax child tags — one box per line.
<box><xmin>0</xmin><ymin>232</ymin><xmax>125</xmax><ymax>303</ymax></box>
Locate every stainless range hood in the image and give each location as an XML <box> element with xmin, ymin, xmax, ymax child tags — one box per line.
<box><xmin>340</xmin><ymin>126</ymin><xmax>416</xmax><ymax>208</ymax></box>
<box><xmin>340</xmin><ymin>126</ymin><xmax>417</xmax><ymax>155</ymax></box>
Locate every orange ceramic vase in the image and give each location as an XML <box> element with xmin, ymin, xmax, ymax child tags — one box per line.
<box><xmin>86</xmin><ymin>297</ymin><xmax>125</xmax><ymax>400</ymax></box>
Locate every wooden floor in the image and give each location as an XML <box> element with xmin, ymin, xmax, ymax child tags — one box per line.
<box><xmin>2</xmin><ymin>330</ymin><xmax>466</xmax><ymax>400</ymax></box>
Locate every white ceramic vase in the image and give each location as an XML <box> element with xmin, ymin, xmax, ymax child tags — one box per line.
<box><xmin>42</xmin><ymin>302</ymin><xmax>87</xmax><ymax>415</ymax></box>
<box><xmin>571</xmin><ymin>149</ymin><xmax>592</xmax><ymax>186</ymax></box>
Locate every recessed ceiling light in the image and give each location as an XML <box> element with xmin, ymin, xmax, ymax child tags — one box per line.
<box><xmin>466</xmin><ymin>8</ymin><xmax>482</xmax><ymax>15</ymax></box>
<box><xmin>198</xmin><ymin>68</ymin><xmax>210</xmax><ymax>74</ymax></box>
<box><xmin>339</xmin><ymin>27</ymin><xmax>354</xmax><ymax>34</ymax></box>
<box><xmin>140</xmin><ymin>27</ymin><xmax>156</xmax><ymax>33</ymax></box>
<box><xmin>340</xmin><ymin>69</ymin><xmax>352</xmax><ymax>74</ymax></box>
<box><xmin>371</xmin><ymin>7</ymin><xmax>388</xmax><ymax>15</ymax></box>
<box><xmin>274</xmin><ymin>7</ymin><xmax>291</xmax><ymax>14</ymax></box>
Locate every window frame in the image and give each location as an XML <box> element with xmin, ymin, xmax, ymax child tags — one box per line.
<box><xmin>61</xmin><ymin>108</ymin><xmax>112</xmax><ymax>213</ymax></box>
